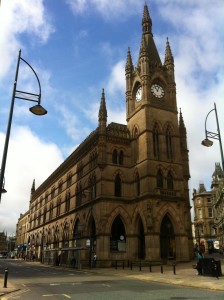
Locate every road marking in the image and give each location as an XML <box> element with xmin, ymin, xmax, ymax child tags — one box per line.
<box><xmin>49</xmin><ymin>283</ymin><xmax>60</xmax><ymax>286</ymax></box>
<box><xmin>102</xmin><ymin>283</ymin><xmax>111</xmax><ymax>288</ymax></box>
<box><xmin>43</xmin><ymin>294</ymin><xmax>71</xmax><ymax>298</ymax></box>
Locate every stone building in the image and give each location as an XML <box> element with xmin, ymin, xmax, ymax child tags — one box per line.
<box><xmin>22</xmin><ymin>4</ymin><xmax>193</xmax><ymax>267</ymax></box>
<box><xmin>192</xmin><ymin>182</ymin><xmax>214</xmax><ymax>252</ymax></box>
<box><xmin>15</xmin><ymin>211</ymin><xmax>30</xmax><ymax>258</ymax></box>
<box><xmin>0</xmin><ymin>232</ymin><xmax>7</xmax><ymax>256</ymax></box>
<box><xmin>192</xmin><ymin>163</ymin><xmax>224</xmax><ymax>253</ymax></box>
<box><xmin>211</xmin><ymin>163</ymin><xmax>224</xmax><ymax>250</ymax></box>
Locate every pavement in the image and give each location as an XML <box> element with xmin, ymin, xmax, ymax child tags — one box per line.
<box><xmin>0</xmin><ymin>255</ymin><xmax>224</xmax><ymax>298</ymax></box>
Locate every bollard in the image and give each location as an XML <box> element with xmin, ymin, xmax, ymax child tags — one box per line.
<box><xmin>149</xmin><ymin>263</ymin><xmax>152</xmax><ymax>272</ymax></box>
<box><xmin>4</xmin><ymin>267</ymin><xmax>8</xmax><ymax>288</ymax></box>
<box><xmin>139</xmin><ymin>261</ymin><xmax>141</xmax><ymax>271</ymax></box>
<box><xmin>173</xmin><ymin>262</ymin><xmax>176</xmax><ymax>275</ymax></box>
<box><xmin>115</xmin><ymin>260</ymin><xmax>117</xmax><ymax>269</ymax></box>
<box><xmin>160</xmin><ymin>263</ymin><xmax>163</xmax><ymax>274</ymax></box>
<box><xmin>122</xmin><ymin>261</ymin><xmax>124</xmax><ymax>269</ymax></box>
<box><xmin>130</xmin><ymin>262</ymin><xmax>132</xmax><ymax>270</ymax></box>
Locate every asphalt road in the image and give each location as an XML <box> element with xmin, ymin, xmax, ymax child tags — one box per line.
<box><xmin>1</xmin><ymin>259</ymin><xmax>224</xmax><ymax>300</ymax></box>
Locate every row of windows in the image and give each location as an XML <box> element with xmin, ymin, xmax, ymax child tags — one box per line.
<box><xmin>153</xmin><ymin>125</ymin><xmax>173</xmax><ymax>160</ymax></box>
<box><xmin>197</xmin><ymin>207</ymin><xmax>213</xmax><ymax>219</ymax></box>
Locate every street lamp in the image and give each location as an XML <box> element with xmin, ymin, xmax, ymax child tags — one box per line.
<box><xmin>201</xmin><ymin>102</ymin><xmax>224</xmax><ymax>171</ymax></box>
<box><xmin>0</xmin><ymin>171</ymin><xmax>7</xmax><ymax>194</ymax></box>
<box><xmin>0</xmin><ymin>50</ymin><xmax>47</xmax><ymax>202</ymax></box>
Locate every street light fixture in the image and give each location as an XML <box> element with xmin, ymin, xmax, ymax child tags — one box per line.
<box><xmin>0</xmin><ymin>170</ymin><xmax>7</xmax><ymax>194</ymax></box>
<box><xmin>0</xmin><ymin>49</ymin><xmax>47</xmax><ymax>203</ymax></box>
<box><xmin>201</xmin><ymin>102</ymin><xmax>224</xmax><ymax>171</ymax></box>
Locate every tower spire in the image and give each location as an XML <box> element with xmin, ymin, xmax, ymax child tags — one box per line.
<box><xmin>164</xmin><ymin>37</ymin><xmax>174</xmax><ymax>65</ymax></box>
<box><xmin>98</xmin><ymin>88</ymin><xmax>107</xmax><ymax>126</ymax></box>
<box><xmin>142</xmin><ymin>3</ymin><xmax>152</xmax><ymax>35</ymax></box>
<box><xmin>125</xmin><ymin>47</ymin><xmax>134</xmax><ymax>74</ymax></box>
<box><xmin>31</xmin><ymin>179</ymin><xmax>35</xmax><ymax>195</ymax></box>
<box><xmin>138</xmin><ymin>3</ymin><xmax>161</xmax><ymax>68</ymax></box>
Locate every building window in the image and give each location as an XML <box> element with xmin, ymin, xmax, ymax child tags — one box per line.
<box><xmin>43</xmin><ymin>207</ymin><xmax>47</xmax><ymax>223</ymax></box>
<box><xmin>56</xmin><ymin>197</ymin><xmax>61</xmax><ymax>217</ymax></box>
<box><xmin>67</xmin><ymin>172</ymin><xmax>72</xmax><ymax>188</ymax></box>
<box><xmin>77</xmin><ymin>162</ymin><xmax>83</xmax><ymax>179</ymax></box>
<box><xmin>153</xmin><ymin>125</ymin><xmax>159</xmax><ymax>159</ymax></box>
<box><xmin>133</xmin><ymin>127</ymin><xmax>139</xmax><ymax>162</ymax></box>
<box><xmin>65</xmin><ymin>191</ymin><xmax>70</xmax><ymax>212</ymax></box>
<box><xmin>115</xmin><ymin>174</ymin><xmax>122</xmax><ymax>197</ymax></box>
<box><xmin>88</xmin><ymin>173</ymin><xmax>97</xmax><ymax>200</ymax></box>
<box><xmin>156</xmin><ymin>169</ymin><xmax>163</xmax><ymax>189</ymax></box>
<box><xmin>90</xmin><ymin>150</ymin><xmax>97</xmax><ymax>169</ymax></box>
<box><xmin>119</xmin><ymin>150</ymin><xmax>124</xmax><ymax>165</ymax></box>
<box><xmin>76</xmin><ymin>184</ymin><xmax>83</xmax><ymax>207</ymax></box>
<box><xmin>45</xmin><ymin>192</ymin><xmax>49</xmax><ymax>203</ymax></box>
<box><xmin>49</xmin><ymin>203</ymin><xmax>53</xmax><ymax>220</ymax></box>
<box><xmin>167</xmin><ymin>171</ymin><xmax>174</xmax><ymax>190</ymax></box>
<box><xmin>112</xmin><ymin>149</ymin><xmax>118</xmax><ymax>164</ymax></box>
<box><xmin>198</xmin><ymin>208</ymin><xmax>202</xmax><ymax>219</ymax></box>
<box><xmin>58</xmin><ymin>180</ymin><xmax>63</xmax><ymax>194</ymax></box>
<box><xmin>166</xmin><ymin>127</ymin><xmax>173</xmax><ymax>160</ymax></box>
<box><xmin>207</xmin><ymin>197</ymin><xmax>212</xmax><ymax>203</ymax></box>
<box><xmin>73</xmin><ymin>219</ymin><xmax>82</xmax><ymax>247</ymax></box>
<box><xmin>208</xmin><ymin>207</ymin><xmax>213</xmax><ymax>218</ymax></box>
<box><xmin>51</xmin><ymin>186</ymin><xmax>55</xmax><ymax>200</ymax></box>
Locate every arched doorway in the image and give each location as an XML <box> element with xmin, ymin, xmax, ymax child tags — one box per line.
<box><xmin>137</xmin><ymin>217</ymin><xmax>145</xmax><ymax>259</ymax></box>
<box><xmin>110</xmin><ymin>215</ymin><xmax>126</xmax><ymax>252</ymax></box>
<box><xmin>160</xmin><ymin>214</ymin><xmax>176</xmax><ymax>260</ymax></box>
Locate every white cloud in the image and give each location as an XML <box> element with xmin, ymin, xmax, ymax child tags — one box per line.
<box><xmin>0</xmin><ymin>0</ymin><xmax>54</xmax><ymax>81</ymax></box>
<box><xmin>66</xmin><ymin>0</ymin><xmax>143</xmax><ymax>20</ymax></box>
<box><xmin>106</xmin><ymin>60</ymin><xmax>125</xmax><ymax>95</ymax></box>
<box><xmin>0</xmin><ymin>126</ymin><xmax>63</xmax><ymax>234</ymax></box>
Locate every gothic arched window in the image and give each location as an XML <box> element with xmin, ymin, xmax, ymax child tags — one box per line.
<box><xmin>65</xmin><ymin>191</ymin><xmax>70</xmax><ymax>212</ymax></box>
<box><xmin>56</xmin><ymin>197</ymin><xmax>61</xmax><ymax>217</ymax></box>
<box><xmin>156</xmin><ymin>169</ymin><xmax>163</xmax><ymax>189</ymax></box>
<box><xmin>166</xmin><ymin>127</ymin><xmax>173</xmax><ymax>159</ymax></box>
<box><xmin>153</xmin><ymin>125</ymin><xmax>159</xmax><ymax>159</ymax></box>
<box><xmin>119</xmin><ymin>150</ymin><xmax>124</xmax><ymax>165</ymax></box>
<box><xmin>167</xmin><ymin>170</ymin><xmax>174</xmax><ymax>190</ymax></box>
<box><xmin>112</xmin><ymin>149</ymin><xmax>118</xmax><ymax>164</ymax></box>
<box><xmin>115</xmin><ymin>174</ymin><xmax>122</xmax><ymax>197</ymax></box>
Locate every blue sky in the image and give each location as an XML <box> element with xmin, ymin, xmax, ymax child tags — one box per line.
<box><xmin>0</xmin><ymin>0</ymin><xmax>224</xmax><ymax>235</ymax></box>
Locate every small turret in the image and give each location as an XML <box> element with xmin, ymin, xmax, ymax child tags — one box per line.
<box><xmin>164</xmin><ymin>37</ymin><xmax>175</xmax><ymax>81</ymax></box>
<box><xmin>125</xmin><ymin>47</ymin><xmax>134</xmax><ymax>75</ymax></box>
<box><xmin>31</xmin><ymin>179</ymin><xmax>35</xmax><ymax>195</ymax></box>
<box><xmin>98</xmin><ymin>88</ymin><xmax>107</xmax><ymax>133</ymax></box>
<box><xmin>138</xmin><ymin>3</ymin><xmax>161</xmax><ymax>72</ymax></box>
<box><xmin>142</xmin><ymin>3</ymin><xmax>152</xmax><ymax>35</ymax></box>
<box><xmin>179</xmin><ymin>109</ymin><xmax>190</xmax><ymax>180</ymax></box>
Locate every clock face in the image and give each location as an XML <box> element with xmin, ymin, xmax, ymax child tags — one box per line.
<box><xmin>135</xmin><ymin>86</ymin><xmax>142</xmax><ymax>102</ymax></box>
<box><xmin>151</xmin><ymin>84</ymin><xmax>165</xmax><ymax>98</ymax></box>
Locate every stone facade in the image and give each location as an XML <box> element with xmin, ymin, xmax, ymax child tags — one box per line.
<box><xmin>192</xmin><ymin>163</ymin><xmax>224</xmax><ymax>253</ymax></box>
<box><xmin>20</xmin><ymin>4</ymin><xmax>193</xmax><ymax>267</ymax></box>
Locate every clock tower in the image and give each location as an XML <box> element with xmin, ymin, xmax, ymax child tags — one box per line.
<box><xmin>126</xmin><ymin>4</ymin><xmax>192</xmax><ymax>260</ymax></box>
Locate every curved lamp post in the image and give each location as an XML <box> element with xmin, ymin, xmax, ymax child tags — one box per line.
<box><xmin>0</xmin><ymin>171</ymin><xmax>7</xmax><ymax>194</ymax></box>
<box><xmin>201</xmin><ymin>102</ymin><xmax>224</xmax><ymax>171</ymax></box>
<box><xmin>0</xmin><ymin>49</ymin><xmax>47</xmax><ymax>203</ymax></box>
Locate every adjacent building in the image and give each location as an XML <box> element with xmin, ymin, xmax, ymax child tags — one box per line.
<box><xmin>192</xmin><ymin>163</ymin><xmax>224</xmax><ymax>253</ymax></box>
<box><xmin>0</xmin><ymin>232</ymin><xmax>7</xmax><ymax>256</ymax></box>
<box><xmin>16</xmin><ymin>4</ymin><xmax>194</xmax><ymax>266</ymax></box>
